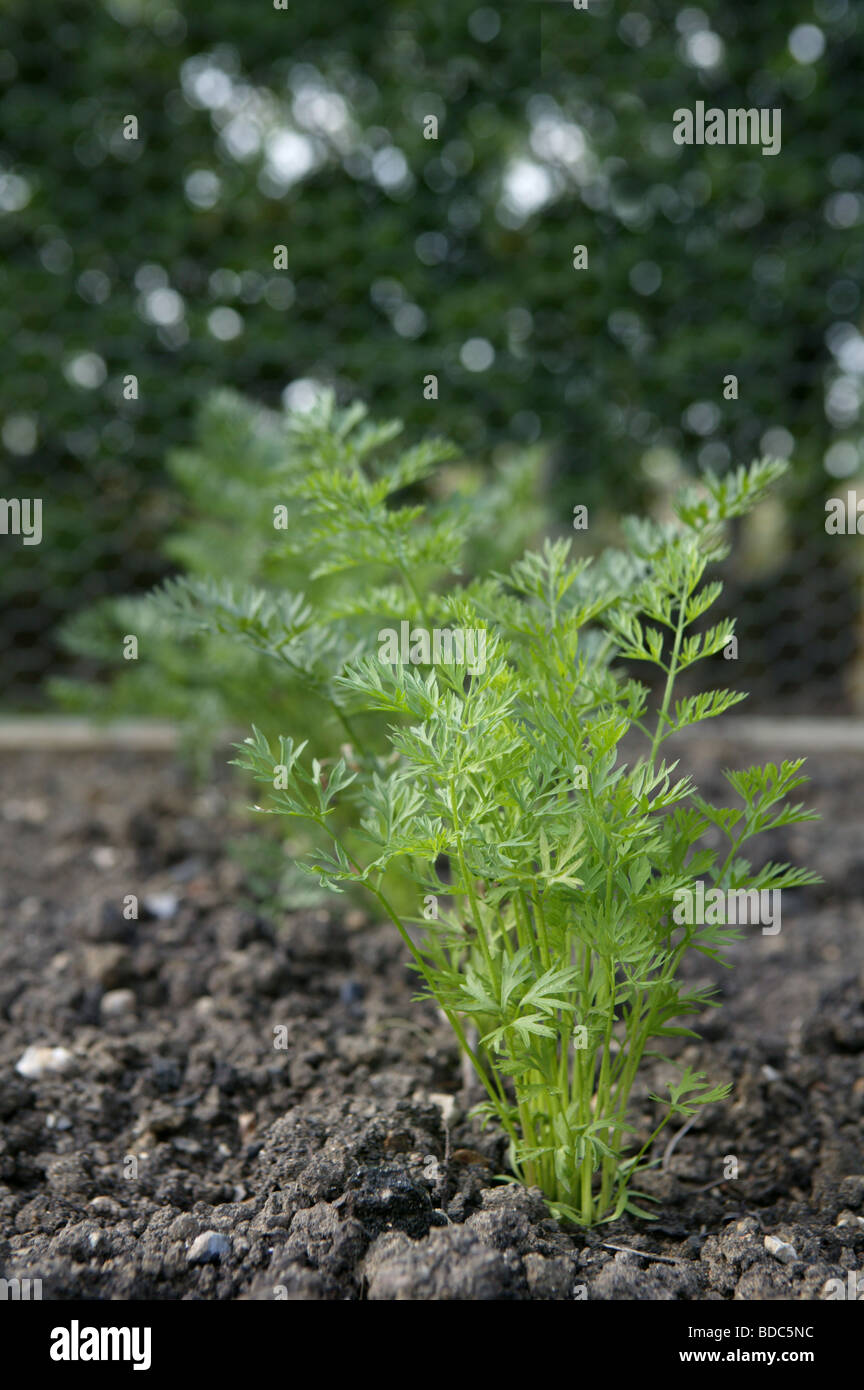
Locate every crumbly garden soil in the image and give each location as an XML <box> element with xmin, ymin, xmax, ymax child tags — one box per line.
<box><xmin>0</xmin><ymin>737</ymin><xmax>862</xmax><ymax>1301</ymax></box>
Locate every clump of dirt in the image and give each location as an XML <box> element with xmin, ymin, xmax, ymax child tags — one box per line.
<box><xmin>0</xmin><ymin>744</ymin><xmax>862</xmax><ymax>1300</ymax></box>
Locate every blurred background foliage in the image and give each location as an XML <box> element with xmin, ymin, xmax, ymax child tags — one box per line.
<box><xmin>1</xmin><ymin>0</ymin><xmax>863</xmax><ymax>706</ymax></box>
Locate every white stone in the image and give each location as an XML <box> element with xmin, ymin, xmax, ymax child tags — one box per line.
<box><xmin>100</xmin><ymin>989</ymin><xmax>136</xmax><ymax>1019</ymax></box>
<box><xmin>15</xmin><ymin>1044</ymin><xmax>75</xmax><ymax>1079</ymax></box>
<box><xmin>187</xmin><ymin>1231</ymin><xmax>231</xmax><ymax>1264</ymax></box>
<box><xmin>764</xmin><ymin>1234</ymin><xmax>798</xmax><ymax>1264</ymax></box>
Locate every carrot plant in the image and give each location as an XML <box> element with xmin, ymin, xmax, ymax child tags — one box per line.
<box><xmin>234</xmin><ymin>455</ymin><xmax>819</xmax><ymax>1226</ymax></box>
<box><xmin>53</xmin><ymin>389</ymin><xmax>543</xmax><ymax>767</ymax></box>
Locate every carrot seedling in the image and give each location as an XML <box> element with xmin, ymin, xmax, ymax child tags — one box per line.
<box><xmin>234</xmin><ymin>455</ymin><xmax>819</xmax><ymax>1226</ymax></box>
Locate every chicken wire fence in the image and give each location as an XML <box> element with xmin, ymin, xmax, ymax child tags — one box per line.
<box><xmin>3</xmin><ymin>0</ymin><xmax>863</xmax><ymax>715</ymax></box>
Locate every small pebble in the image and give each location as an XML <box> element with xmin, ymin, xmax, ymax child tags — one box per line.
<box><xmin>100</xmin><ymin>988</ymin><xmax>136</xmax><ymax>1019</ymax></box>
<box><xmin>764</xmin><ymin>1234</ymin><xmax>797</xmax><ymax>1264</ymax></box>
<box><xmin>82</xmin><ymin>944</ymin><xmax>129</xmax><ymax>987</ymax></box>
<box><xmin>45</xmin><ymin>1113</ymin><xmax>73</xmax><ymax>1131</ymax></box>
<box><xmin>16</xmin><ymin>1045</ymin><xmax>75</xmax><ymax>1079</ymax></box>
<box><xmin>143</xmin><ymin>892</ymin><xmax>179</xmax><ymax>920</ymax></box>
<box><xmin>172</xmin><ymin>1137</ymin><xmax>201</xmax><ymax>1155</ymax></box>
<box><xmin>238</xmin><ymin>1112</ymin><xmax>257</xmax><ymax>1144</ymax></box>
<box><xmin>89</xmin><ymin>1197</ymin><xmax>122</xmax><ymax>1217</ymax></box>
<box><xmin>187</xmin><ymin>1231</ymin><xmax>231</xmax><ymax>1264</ymax></box>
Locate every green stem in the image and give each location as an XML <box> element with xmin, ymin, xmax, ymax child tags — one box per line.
<box><xmin>450</xmin><ymin>782</ymin><xmax>496</xmax><ymax>982</ymax></box>
<box><xmin>532</xmin><ymin>889</ymin><xmax>551</xmax><ymax>970</ymax></box>
<box><xmin>366</xmin><ymin>877</ymin><xmax>521</xmax><ymax>1154</ymax></box>
<box><xmin>647</xmin><ymin>582</ymin><xmax>689</xmax><ymax>770</ymax></box>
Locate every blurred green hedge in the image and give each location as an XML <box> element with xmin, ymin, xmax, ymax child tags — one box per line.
<box><xmin>1</xmin><ymin>0</ymin><xmax>861</xmax><ymax>696</ymax></box>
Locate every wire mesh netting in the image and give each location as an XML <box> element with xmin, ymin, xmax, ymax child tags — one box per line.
<box><xmin>2</xmin><ymin>0</ymin><xmax>863</xmax><ymax>712</ymax></box>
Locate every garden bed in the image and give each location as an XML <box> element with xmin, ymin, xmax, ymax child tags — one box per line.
<box><xmin>1</xmin><ymin>734</ymin><xmax>862</xmax><ymax>1301</ymax></box>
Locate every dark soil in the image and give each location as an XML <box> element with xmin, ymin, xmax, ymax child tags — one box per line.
<box><xmin>1</xmin><ymin>738</ymin><xmax>862</xmax><ymax>1301</ymax></box>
